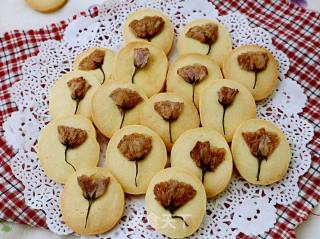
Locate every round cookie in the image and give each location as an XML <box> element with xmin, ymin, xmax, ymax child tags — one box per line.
<box><xmin>92</xmin><ymin>81</ymin><xmax>147</xmax><ymax>139</ymax></box>
<box><xmin>26</xmin><ymin>0</ymin><xmax>67</xmax><ymax>13</ymax></box>
<box><xmin>177</xmin><ymin>19</ymin><xmax>232</xmax><ymax>68</ymax></box>
<box><xmin>140</xmin><ymin>93</ymin><xmax>200</xmax><ymax>151</ymax></box>
<box><xmin>49</xmin><ymin>70</ymin><xmax>100</xmax><ymax>120</ymax></box>
<box><xmin>171</xmin><ymin>127</ymin><xmax>233</xmax><ymax>198</ymax></box>
<box><xmin>38</xmin><ymin>115</ymin><xmax>100</xmax><ymax>184</ymax></box>
<box><xmin>145</xmin><ymin>167</ymin><xmax>206</xmax><ymax>238</ymax></box>
<box><xmin>222</xmin><ymin>44</ymin><xmax>278</xmax><ymax>101</ymax></box>
<box><xmin>113</xmin><ymin>41</ymin><xmax>168</xmax><ymax>97</ymax></box>
<box><xmin>124</xmin><ymin>8</ymin><xmax>174</xmax><ymax>55</ymax></box>
<box><xmin>199</xmin><ymin>79</ymin><xmax>256</xmax><ymax>142</ymax></box>
<box><xmin>73</xmin><ymin>48</ymin><xmax>115</xmax><ymax>85</ymax></box>
<box><xmin>105</xmin><ymin>125</ymin><xmax>167</xmax><ymax>194</ymax></box>
<box><xmin>231</xmin><ymin>119</ymin><xmax>291</xmax><ymax>185</ymax></box>
<box><xmin>61</xmin><ymin>167</ymin><xmax>124</xmax><ymax>235</ymax></box>
<box><xmin>166</xmin><ymin>53</ymin><xmax>223</xmax><ymax>108</ymax></box>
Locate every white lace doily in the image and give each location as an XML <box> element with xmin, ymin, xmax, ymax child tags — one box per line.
<box><xmin>2</xmin><ymin>0</ymin><xmax>314</xmax><ymax>238</ymax></box>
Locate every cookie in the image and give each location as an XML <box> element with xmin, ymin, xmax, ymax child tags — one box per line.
<box><xmin>199</xmin><ymin>79</ymin><xmax>256</xmax><ymax>142</ymax></box>
<box><xmin>73</xmin><ymin>48</ymin><xmax>115</xmax><ymax>85</ymax></box>
<box><xmin>166</xmin><ymin>53</ymin><xmax>223</xmax><ymax>109</ymax></box>
<box><xmin>113</xmin><ymin>41</ymin><xmax>168</xmax><ymax>97</ymax></box>
<box><xmin>124</xmin><ymin>8</ymin><xmax>174</xmax><ymax>55</ymax></box>
<box><xmin>91</xmin><ymin>81</ymin><xmax>147</xmax><ymax>138</ymax></box>
<box><xmin>231</xmin><ymin>119</ymin><xmax>291</xmax><ymax>185</ymax></box>
<box><xmin>177</xmin><ymin>19</ymin><xmax>232</xmax><ymax>68</ymax></box>
<box><xmin>105</xmin><ymin>125</ymin><xmax>167</xmax><ymax>194</ymax></box>
<box><xmin>61</xmin><ymin>167</ymin><xmax>124</xmax><ymax>235</ymax></box>
<box><xmin>171</xmin><ymin>127</ymin><xmax>233</xmax><ymax>198</ymax></box>
<box><xmin>140</xmin><ymin>93</ymin><xmax>200</xmax><ymax>151</ymax></box>
<box><xmin>49</xmin><ymin>70</ymin><xmax>100</xmax><ymax>120</ymax></box>
<box><xmin>145</xmin><ymin>167</ymin><xmax>206</xmax><ymax>238</ymax></box>
<box><xmin>222</xmin><ymin>44</ymin><xmax>278</xmax><ymax>101</ymax></box>
<box><xmin>25</xmin><ymin>0</ymin><xmax>67</xmax><ymax>13</ymax></box>
<box><xmin>38</xmin><ymin>115</ymin><xmax>100</xmax><ymax>184</ymax></box>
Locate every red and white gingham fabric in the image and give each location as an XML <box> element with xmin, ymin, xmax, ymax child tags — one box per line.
<box><xmin>0</xmin><ymin>0</ymin><xmax>319</xmax><ymax>238</ymax></box>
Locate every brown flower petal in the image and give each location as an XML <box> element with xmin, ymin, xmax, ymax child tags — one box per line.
<box><xmin>177</xmin><ymin>64</ymin><xmax>208</xmax><ymax>84</ymax></box>
<box><xmin>242</xmin><ymin>128</ymin><xmax>279</xmax><ymax>159</ymax></box>
<box><xmin>134</xmin><ymin>48</ymin><xmax>150</xmax><ymax>69</ymax></box>
<box><xmin>154</xmin><ymin>100</ymin><xmax>184</xmax><ymax>121</ymax></box>
<box><xmin>117</xmin><ymin>133</ymin><xmax>152</xmax><ymax>161</ymax></box>
<box><xmin>237</xmin><ymin>51</ymin><xmax>269</xmax><ymax>72</ymax></box>
<box><xmin>186</xmin><ymin>23</ymin><xmax>218</xmax><ymax>44</ymax></box>
<box><xmin>154</xmin><ymin>179</ymin><xmax>196</xmax><ymax>213</ymax></box>
<box><xmin>217</xmin><ymin>86</ymin><xmax>239</xmax><ymax>108</ymax></box>
<box><xmin>67</xmin><ymin>77</ymin><xmax>92</xmax><ymax>101</ymax></box>
<box><xmin>109</xmin><ymin>88</ymin><xmax>143</xmax><ymax>110</ymax></box>
<box><xmin>129</xmin><ymin>16</ymin><xmax>165</xmax><ymax>40</ymax></box>
<box><xmin>78</xmin><ymin>49</ymin><xmax>105</xmax><ymax>71</ymax></box>
<box><xmin>77</xmin><ymin>174</ymin><xmax>110</xmax><ymax>200</ymax></box>
<box><xmin>57</xmin><ymin>125</ymin><xmax>88</xmax><ymax>149</ymax></box>
<box><xmin>190</xmin><ymin>141</ymin><xmax>226</xmax><ymax>173</ymax></box>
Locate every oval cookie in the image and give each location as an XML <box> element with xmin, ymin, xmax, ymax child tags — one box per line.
<box><xmin>61</xmin><ymin>167</ymin><xmax>124</xmax><ymax>235</ymax></box>
<box><xmin>113</xmin><ymin>41</ymin><xmax>168</xmax><ymax>97</ymax></box>
<box><xmin>177</xmin><ymin>19</ymin><xmax>232</xmax><ymax>68</ymax></box>
<box><xmin>140</xmin><ymin>93</ymin><xmax>200</xmax><ymax>151</ymax></box>
<box><xmin>38</xmin><ymin>115</ymin><xmax>100</xmax><ymax>184</ymax></box>
<box><xmin>49</xmin><ymin>70</ymin><xmax>100</xmax><ymax>120</ymax></box>
<box><xmin>199</xmin><ymin>79</ymin><xmax>256</xmax><ymax>142</ymax></box>
<box><xmin>26</xmin><ymin>0</ymin><xmax>67</xmax><ymax>13</ymax></box>
<box><xmin>231</xmin><ymin>119</ymin><xmax>291</xmax><ymax>185</ymax></box>
<box><xmin>222</xmin><ymin>44</ymin><xmax>278</xmax><ymax>101</ymax></box>
<box><xmin>171</xmin><ymin>127</ymin><xmax>233</xmax><ymax>198</ymax></box>
<box><xmin>105</xmin><ymin>125</ymin><xmax>167</xmax><ymax>194</ymax></box>
<box><xmin>166</xmin><ymin>53</ymin><xmax>223</xmax><ymax>108</ymax></box>
<box><xmin>73</xmin><ymin>48</ymin><xmax>115</xmax><ymax>85</ymax></box>
<box><xmin>124</xmin><ymin>8</ymin><xmax>174</xmax><ymax>54</ymax></box>
<box><xmin>91</xmin><ymin>81</ymin><xmax>147</xmax><ymax>138</ymax></box>
<box><xmin>145</xmin><ymin>167</ymin><xmax>206</xmax><ymax>238</ymax></box>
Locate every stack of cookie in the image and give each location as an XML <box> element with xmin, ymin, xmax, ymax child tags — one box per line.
<box><xmin>37</xmin><ymin>8</ymin><xmax>291</xmax><ymax>238</ymax></box>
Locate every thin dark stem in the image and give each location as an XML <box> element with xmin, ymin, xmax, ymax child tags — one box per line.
<box><xmin>206</xmin><ymin>44</ymin><xmax>212</xmax><ymax>55</ymax></box>
<box><xmin>253</xmin><ymin>71</ymin><xmax>258</xmax><ymax>89</ymax></box>
<box><xmin>192</xmin><ymin>82</ymin><xmax>196</xmax><ymax>104</ymax></box>
<box><xmin>257</xmin><ymin>156</ymin><xmax>263</xmax><ymax>181</ymax></box>
<box><xmin>120</xmin><ymin>110</ymin><xmax>126</xmax><ymax>129</ymax></box>
<box><xmin>85</xmin><ymin>199</ymin><xmax>94</xmax><ymax>228</ymax></box>
<box><xmin>74</xmin><ymin>100</ymin><xmax>80</xmax><ymax>114</ymax></box>
<box><xmin>201</xmin><ymin>170</ymin><xmax>205</xmax><ymax>183</ymax></box>
<box><xmin>169</xmin><ymin>121</ymin><xmax>172</xmax><ymax>144</ymax></box>
<box><xmin>222</xmin><ymin>106</ymin><xmax>227</xmax><ymax>135</ymax></box>
<box><xmin>147</xmin><ymin>38</ymin><xmax>151</xmax><ymax>42</ymax></box>
<box><xmin>131</xmin><ymin>67</ymin><xmax>137</xmax><ymax>84</ymax></box>
<box><xmin>134</xmin><ymin>160</ymin><xmax>139</xmax><ymax>187</ymax></box>
<box><xmin>64</xmin><ymin>146</ymin><xmax>76</xmax><ymax>171</ymax></box>
<box><xmin>100</xmin><ymin>67</ymin><xmax>106</xmax><ymax>85</ymax></box>
<box><xmin>171</xmin><ymin>214</ymin><xmax>189</xmax><ymax>227</ymax></box>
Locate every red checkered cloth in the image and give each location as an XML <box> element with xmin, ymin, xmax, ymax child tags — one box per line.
<box><xmin>0</xmin><ymin>0</ymin><xmax>319</xmax><ymax>238</ymax></box>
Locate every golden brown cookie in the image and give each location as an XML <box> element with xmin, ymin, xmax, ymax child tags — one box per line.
<box><xmin>38</xmin><ymin>115</ymin><xmax>100</xmax><ymax>184</ymax></box>
<box><xmin>49</xmin><ymin>70</ymin><xmax>100</xmax><ymax>120</ymax></box>
<box><xmin>61</xmin><ymin>167</ymin><xmax>124</xmax><ymax>235</ymax></box>
<box><xmin>113</xmin><ymin>41</ymin><xmax>168</xmax><ymax>97</ymax></box>
<box><xmin>171</xmin><ymin>127</ymin><xmax>233</xmax><ymax>198</ymax></box>
<box><xmin>105</xmin><ymin>125</ymin><xmax>167</xmax><ymax>194</ymax></box>
<box><xmin>177</xmin><ymin>19</ymin><xmax>232</xmax><ymax>68</ymax></box>
<box><xmin>91</xmin><ymin>81</ymin><xmax>147</xmax><ymax>138</ymax></box>
<box><xmin>222</xmin><ymin>44</ymin><xmax>278</xmax><ymax>101</ymax></box>
<box><xmin>140</xmin><ymin>93</ymin><xmax>200</xmax><ymax>151</ymax></box>
<box><xmin>231</xmin><ymin>119</ymin><xmax>291</xmax><ymax>185</ymax></box>
<box><xmin>199</xmin><ymin>79</ymin><xmax>256</xmax><ymax>142</ymax></box>
<box><xmin>73</xmin><ymin>48</ymin><xmax>115</xmax><ymax>85</ymax></box>
<box><xmin>145</xmin><ymin>167</ymin><xmax>206</xmax><ymax>238</ymax></box>
<box><xmin>166</xmin><ymin>53</ymin><xmax>223</xmax><ymax>108</ymax></box>
<box><xmin>25</xmin><ymin>0</ymin><xmax>67</xmax><ymax>13</ymax></box>
<box><xmin>124</xmin><ymin>8</ymin><xmax>174</xmax><ymax>54</ymax></box>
